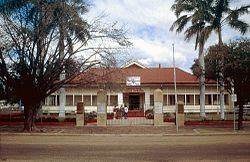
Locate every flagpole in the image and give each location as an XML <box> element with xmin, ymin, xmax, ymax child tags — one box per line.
<box><xmin>172</xmin><ymin>43</ymin><xmax>178</xmax><ymax>133</ymax></box>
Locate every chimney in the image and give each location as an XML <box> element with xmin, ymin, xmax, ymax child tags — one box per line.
<box><xmin>159</xmin><ymin>64</ymin><xmax>161</xmax><ymax>68</ymax></box>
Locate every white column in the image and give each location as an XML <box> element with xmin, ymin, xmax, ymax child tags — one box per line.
<box><xmin>118</xmin><ymin>92</ymin><xmax>123</xmax><ymax>107</ymax></box>
<box><xmin>144</xmin><ymin>90</ymin><xmax>150</xmax><ymax>112</ymax></box>
<box><xmin>55</xmin><ymin>95</ymin><xmax>58</xmax><ymax>106</ymax></box>
<box><xmin>184</xmin><ymin>94</ymin><xmax>187</xmax><ymax>105</ymax></box>
<box><xmin>108</xmin><ymin>93</ymin><xmax>111</xmax><ymax>106</ymax></box>
<box><xmin>90</xmin><ymin>93</ymin><xmax>93</xmax><ymax>106</ymax></box>
<box><xmin>166</xmin><ymin>94</ymin><xmax>169</xmax><ymax>106</ymax></box>
<box><xmin>193</xmin><ymin>94</ymin><xmax>195</xmax><ymax>106</ymax></box>
<box><xmin>59</xmin><ymin>72</ymin><xmax>66</xmax><ymax>118</ymax></box>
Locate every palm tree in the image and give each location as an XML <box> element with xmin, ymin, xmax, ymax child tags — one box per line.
<box><xmin>170</xmin><ymin>0</ymin><xmax>214</xmax><ymax>118</ymax></box>
<box><xmin>209</xmin><ymin>0</ymin><xmax>249</xmax><ymax>120</ymax></box>
<box><xmin>170</xmin><ymin>0</ymin><xmax>249</xmax><ymax>120</ymax></box>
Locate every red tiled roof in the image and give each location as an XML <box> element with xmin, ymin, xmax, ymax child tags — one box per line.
<box><xmin>69</xmin><ymin>66</ymin><xmax>216</xmax><ymax>85</ymax></box>
<box><xmin>123</xmin><ymin>67</ymin><xmax>198</xmax><ymax>84</ymax></box>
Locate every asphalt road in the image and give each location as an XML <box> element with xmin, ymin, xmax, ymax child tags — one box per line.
<box><xmin>1</xmin><ymin>134</ymin><xmax>250</xmax><ymax>161</ymax></box>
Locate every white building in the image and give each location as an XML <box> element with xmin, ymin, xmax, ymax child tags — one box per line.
<box><xmin>42</xmin><ymin>62</ymin><xmax>232</xmax><ymax>115</ymax></box>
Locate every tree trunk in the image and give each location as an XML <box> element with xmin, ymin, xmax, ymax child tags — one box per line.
<box><xmin>23</xmin><ymin>102</ymin><xmax>41</xmax><ymax>132</ymax></box>
<box><xmin>218</xmin><ymin>27</ymin><xmax>225</xmax><ymax>120</ymax></box>
<box><xmin>219</xmin><ymin>72</ymin><xmax>225</xmax><ymax>119</ymax></box>
<box><xmin>24</xmin><ymin>105</ymin><xmax>34</xmax><ymax>132</ymax></box>
<box><xmin>237</xmin><ymin>98</ymin><xmax>244</xmax><ymax>130</ymax></box>
<box><xmin>218</xmin><ymin>27</ymin><xmax>223</xmax><ymax>45</ymax></box>
<box><xmin>58</xmin><ymin>21</ymin><xmax>66</xmax><ymax>119</ymax></box>
<box><xmin>199</xmin><ymin>40</ymin><xmax>206</xmax><ymax>118</ymax></box>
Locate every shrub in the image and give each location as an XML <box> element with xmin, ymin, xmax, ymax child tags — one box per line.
<box><xmin>145</xmin><ymin>109</ymin><xmax>154</xmax><ymax>119</ymax></box>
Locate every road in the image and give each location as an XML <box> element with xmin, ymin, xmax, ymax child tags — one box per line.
<box><xmin>1</xmin><ymin>134</ymin><xmax>250</xmax><ymax>161</ymax></box>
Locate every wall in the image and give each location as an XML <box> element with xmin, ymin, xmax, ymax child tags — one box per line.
<box><xmin>42</xmin><ymin>85</ymin><xmax>233</xmax><ymax>114</ymax></box>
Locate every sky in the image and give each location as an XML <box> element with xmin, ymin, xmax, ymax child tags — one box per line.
<box><xmin>86</xmin><ymin>0</ymin><xmax>250</xmax><ymax>72</ymax></box>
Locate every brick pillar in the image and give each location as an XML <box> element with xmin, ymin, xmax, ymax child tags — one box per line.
<box><xmin>97</xmin><ymin>90</ymin><xmax>107</xmax><ymax>127</ymax></box>
<box><xmin>76</xmin><ymin>102</ymin><xmax>85</xmax><ymax>126</ymax></box>
<box><xmin>154</xmin><ymin>89</ymin><xmax>164</xmax><ymax>126</ymax></box>
<box><xmin>59</xmin><ymin>73</ymin><xmax>66</xmax><ymax>120</ymax></box>
<box><xmin>177</xmin><ymin>101</ymin><xmax>185</xmax><ymax>126</ymax></box>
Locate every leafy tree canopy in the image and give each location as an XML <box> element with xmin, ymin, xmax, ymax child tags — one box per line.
<box><xmin>202</xmin><ymin>38</ymin><xmax>250</xmax><ymax>98</ymax></box>
<box><xmin>192</xmin><ymin>37</ymin><xmax>250</xmax><ymax>129</ymax></box>
<box><xmin>0</xmin><ymin>0</ymin><xmax>131</xmax><ymax>131</ymax></box>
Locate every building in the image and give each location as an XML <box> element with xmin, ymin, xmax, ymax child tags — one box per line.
<box><xmin>42</xmin><ymin>61</ymin><xmax>233</xmax><ymax>115</ymax></box>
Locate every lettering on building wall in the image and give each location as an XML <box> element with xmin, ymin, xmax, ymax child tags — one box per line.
<box><xmin>126</xmin><ymin>76</ymin><xmax>140</xmax><ymax>86</ymax></box>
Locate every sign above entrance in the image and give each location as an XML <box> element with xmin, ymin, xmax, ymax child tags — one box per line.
<box><xmin>124</xmin><ymin>88</ymin><xmax>144</xmax><ymax>93</ymax></box>
<box><xmin>126</xmin><ymin>76</ymin><xmax>140</xmax><ymax>86</ymax></box>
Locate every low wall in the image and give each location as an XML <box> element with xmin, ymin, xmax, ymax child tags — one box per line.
<box><xmin>42</xmin><ymin>105</ymin><xmax>233</xmax><ymax>114</ymax></box>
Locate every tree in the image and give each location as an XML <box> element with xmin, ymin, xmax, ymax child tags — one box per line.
<box><xmin>204</xmin><ymin>38</ymin><xmax>250</xmax><ymax>129</ymax></box>
<box><xmin>0</xmin><ymin>0</ymin><xmax>131</xmax><ymax>131</ymax></box>
<box><xmin>208</xmin><ymin>0</ymin><xmax>250</xmax><ymax>119</ymax></box>
<box><xmin>172</xmin><ymin>0</ymin><xmax>250</xmax><ymax>119</ymax></box>
<box><xmin>170</xmin><ymin>0</ymin><xmax>214</xmax><ymax>118</ymax></box>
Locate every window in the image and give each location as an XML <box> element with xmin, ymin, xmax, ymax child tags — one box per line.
<box><xmin>57</xmin><ymin>95</ymin><xmax>59</xmax><ymax>106</ymax></box>
<box><xmin>205</xmin><ymin>95</ymin><xmax>212</xmax><ymax>105</ymax></box>
<box><xmin>186</xmin><ymin>95</ymin><xmax>194</xmax><ymax>105</ymax></box>
<box><xmin>213</xmin><ymin>94</ymin><xmax>219</xmax><ymax>105</ymax></box>
<box><xmin>47</xmin><ymin>95</ymin><xmax>56</xmax><ymax>106</ymax></box>
<box><xmin>186</xmin><ymin>95</ymin><xmax>190</xmax><ymax>104</ymax></box>
<box><xmin>150</xmin><ymin>95</ymin><xmax>154</xmax><ymax>106</ymax></box>
<box><xmin>74</xmin><ymin>95</ymin><xmax>82</xmax><ymax>106</ymax></box>
<box><xmin>66</xmin><ymin>95</ymin><xmax>73</xmax><ymax>106</ymax></box>
<box><xmin>195</xmin><ymin>95</ymin><xmax>200</xmax><ymax>105</ymax></box>
<box><xmin>225</xmin><ymin>94</ymin><xmax>229</xmax><ymax>105</ymax></box>
<box><xmin>169</xmin><ymin>95</ymin><xmax>175</xmax><ymax>105</ymax></box>
<box><xmin>83</xmin><ymin>95</ymin><xmax>91</xmax><ymax>106</ymax></box>
<box><xmin>92</xmin><ymin>95</ymin><xmax>97</xmax><ymax>106</ymax></box>
<box><xmin>163</xmin><ymin>95</ymin><xmax>168</xmax><ymax>106</ymax></box>
<box><xmin>110</xmin><ymin>95</ymin><xmax>118</xmax><ymax>106</ymax></box>
<box><xmin>177</xmin><ymin>95</ymin><xmax>185</xmax><ymax>103</ymax></box>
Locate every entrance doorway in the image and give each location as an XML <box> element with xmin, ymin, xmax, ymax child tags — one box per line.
<box><xmin>107</xmin><ymin>92</ymin><xmax>154</xmax><ymax>126</ymax></box>
<box><xmin>129</xmin><ymin>94</ymin><xmax>140</xmax><ymax>110</ymax></box>
<box><xmin>123</xmin><ymin>93</ymin><xmax>144</xmax><ymax>111</ymax></box>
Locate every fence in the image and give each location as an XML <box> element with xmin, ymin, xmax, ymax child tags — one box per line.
<box><xmin>184</xmin><ymin>108</ymin><xmax>234</xmax><ymax>121</ymax></box>
<box><xmin>2</xmin><ymin>106</ymin><xmax>249</xmax><ymax>127</ymax></box>
<box><xmin>107</xmin><ymin>109</ymin><xmax>153</xmax><ymax>126</ymax></box>
<box><xmin>234</xmin><ymin>105</ymin><xmax>250</xmax><ymax>131</ymax></box>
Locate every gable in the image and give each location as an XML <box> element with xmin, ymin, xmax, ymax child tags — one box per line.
<box><xmin>123</xmin><ymin>61</ymin><xmax>146</xmax><ymax>69</ymax></box>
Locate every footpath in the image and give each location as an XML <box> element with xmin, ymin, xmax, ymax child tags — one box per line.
<box><xmin>1</xmin><ymin>124</ymin><xmax>250</xmax><ymax>136</ymax></box>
